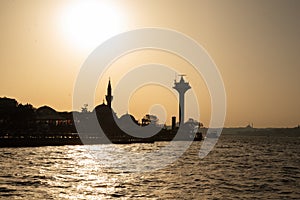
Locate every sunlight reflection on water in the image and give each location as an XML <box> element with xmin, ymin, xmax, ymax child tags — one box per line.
<box><xmin>0</xmin><ymin>134</ymin><xmax>299</xmax><ymax>199</ymax></box>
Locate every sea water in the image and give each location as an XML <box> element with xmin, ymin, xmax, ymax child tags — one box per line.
<box><xmin>0</xmin><ymin>133</ymin><xmax>299</xmax><ymax>199</ymax></box>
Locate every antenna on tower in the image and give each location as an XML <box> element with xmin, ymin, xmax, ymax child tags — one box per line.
<box><xmin>178</xmin><ymin>74</ymin><xmax>187</xmax><ymax>80</ymax></box>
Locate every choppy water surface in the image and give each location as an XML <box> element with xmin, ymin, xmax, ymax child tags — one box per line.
<box><xmin>0</xmin><ymin>133</ymin><xmax>299</xmax><ymax>199</ymax></box>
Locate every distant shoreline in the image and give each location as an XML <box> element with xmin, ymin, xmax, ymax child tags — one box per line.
<box><xmin>1</xmin><ymin>127</ymin><xmax>299</xmax><ymax>148</ymax></box>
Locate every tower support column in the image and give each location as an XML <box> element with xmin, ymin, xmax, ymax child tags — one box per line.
<box><xmin>179</xmin><ymin>92</ymin><xmax>185</xmax><ymax>124</ymax></box>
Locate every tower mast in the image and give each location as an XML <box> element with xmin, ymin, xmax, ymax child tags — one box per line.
<box><xmin>105</xmin><ymin>78</ymin><xmax>113</xmax><ymax>108</ymax></box>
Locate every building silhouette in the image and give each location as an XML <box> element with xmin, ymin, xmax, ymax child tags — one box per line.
<box><xmin>173</xmin><ymin>75</ymin><xmax>191</xmax><ymax>124</ymax></box>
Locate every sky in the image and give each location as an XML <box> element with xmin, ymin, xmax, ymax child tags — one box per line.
<box><xmin>0</xmin><ymin>0</ymin><xmax>299</xmax><ymax>128</ymax></box>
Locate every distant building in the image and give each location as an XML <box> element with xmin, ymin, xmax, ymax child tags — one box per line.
<box><xmin>36</xmin><ymin>106</ymin><xmax>73</xmax><ymax>130</ymax></box>
<box><xmin>0</xmin><ymin>97</ymin><xmax>18</xmax><ymax>109</ymax></box>
<box><xmin>0</xmin><ymin>97</ymin><xmax>18</xmax><ymax>124</ymax></box>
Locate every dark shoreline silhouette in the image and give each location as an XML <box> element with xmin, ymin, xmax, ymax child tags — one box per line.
<box><xmin>1</xmin><ymin>126</ymin><xmax>299</xmax><ymax>148</ymax></box>
<box><xmin>1</xmin><ymin>95</ymin><xmax>299</xmax><ymax>148</ymax></box>
<box><xmin>0</xmin><ymin>96</ymin><xmax>203</xmax><ymax>147</ymax></box>
<box><xmin>2</xmin><ymin>76</ymin><xmax>298</xmax><ymax>147</ymax></box>
<box><xmin>0</xmin><ymin>78</ymin><xmax>206</xmax><ymax>147</ymax></box>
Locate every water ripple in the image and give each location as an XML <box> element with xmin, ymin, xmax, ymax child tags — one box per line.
<box><xmin>0</xmin><ymin>134</ymin><xmax>299</xmax><ymax>199</ymax></box>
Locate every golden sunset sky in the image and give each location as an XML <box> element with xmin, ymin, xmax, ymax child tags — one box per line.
<box><xmin>0</xmin><ymin>0</ymin><xmax>299</xmax><ymax>128</ymax></box>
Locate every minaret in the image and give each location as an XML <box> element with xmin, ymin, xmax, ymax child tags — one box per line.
<box><xmin>105</xmin><ymin>78</ymin><xmax>113</xmax><ymax>108</ymax></box>
<box><xmin>173</xmin><ymin>75</ymin><xmax>191</xmax><ymax>124</ymax></box>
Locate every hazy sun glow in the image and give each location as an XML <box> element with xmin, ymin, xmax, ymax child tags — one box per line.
<box><xmin>0</xmin><ymin>0</ymin><xmax>297</xmax><ymax>127</ymax></box>
<box><xmin>61</xmin><ymin>1</ymin><xmax>124</xmax><ymax>52</ymax></box>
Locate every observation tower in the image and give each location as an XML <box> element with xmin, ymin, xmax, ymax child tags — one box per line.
<box><xmin>173</xmin><ymin>75</ymin><xmax>191</xmax><ymax>124</ymax></box>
